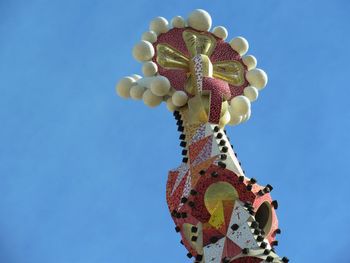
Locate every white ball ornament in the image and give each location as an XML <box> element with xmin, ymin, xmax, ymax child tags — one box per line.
<box><xmin>244</xmin><ymin>86</ymin><xmax>259</xmax><ymax>102</ymax></box>
<box><xmin>241</xmin><ymin>108</ymin><xmax>251</xmax><ymax>123</ymax></box>
<box><xmin>166</xmin><ymin>97</ymin><xmax>177</xmax><ymax>112</ymax></box>
<box><xmin>172</xmin><ymin>90</ymin><xmax>188</xmax><ymax>107</ymax></box>
<box><xmin>116</xmin><ymin>76</ymin><xmax>134</xmax><ymax>98</ymax></box>
<box><xmin>242</xmin><ymin>55</ymin><xmax>257</xmax><ymax>70</ymax></box>
<box><xmin>132</xmin><ymin>41</ymin><xmax>155</xmax><ymax>62</ymax></box>
<box><xmin>230</xmin><ymin>37</ymin><xmax>249</xmax><ymax>56</ymax></box>
<box><xmin>212</xmin><ymin>26</ymin><xmax>228</xmax><ymax>40</ymax></box>
<box><xmin>150</xmin><ymin>17</ymin><xmax>169</xmax><ymax>35</ymax></box>
<box><xmin>142</xmin><ymin>31</ymin><xmax>157</xmax><ymax>43</ymax></box>
<box><xmin>142</xmin><ymin>89</ymin><xmax>162</xmax><ymax>107</ymax></box>
<box><xmin>187</xmin><ymin>9</ymin><xmax>212</xmax><ymax>31</ymax></box>
<box><xmin>171</xmin><ymin>16</ymin><xmax>186</xmax><ymax>28</ymax></box>
<box><xmin>228</xmin><ymin>109</ymin><xmax>242</xmax><ymax>126</ymax></box>
<box><xmin>246</xmin><ymin>68</ymin><xmax>268</xmax><ymax>90</ymax></box>
<box><xmin>150</xmin><ymin>76</ymin><xmax>171</xmax><ymax>96</ymax></box>
<box><xmin>130</xmin><ymin>85</ymin><xmax>145</xmax><ymax>100</ymax></box>
<box><xmin>230</xmin><ymin>95</ymin><xmax>251</xmax><ymax>115</ymax></box>
<box><xmin>142</xmin><ymin>61</ymin><xmax>158</xmax><ymax>76</ymax></box>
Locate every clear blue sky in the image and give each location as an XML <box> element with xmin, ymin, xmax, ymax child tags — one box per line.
<box><xmin>0</xmin><ymin>1</ymin><xmax>349</xmax><ymax>263</ymax></box>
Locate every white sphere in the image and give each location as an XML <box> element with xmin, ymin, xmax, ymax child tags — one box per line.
<box><xmin>228</xmin><ymin>110</ymin><xmax>242</xmax><ymax>126</ymax></box>
<box><xmin>172</xmin><ymin>90</ymin><xmax>188</xmax><ymax>107</ymax></box>
<box><xmin>142</xmin><ymin>89</ymin><xmax>162</xmax><ymax>107</ymax></box>
<box><xmin>241</xmin><ymin>108</ymin><xmax>251</xmax><ymax>123</ymax></box>
<box><xmin>230</xmin><ymin>95</ymin><xmax>251</xmax><ymax>115</ymax></box>
<box><xmin>142</xmin><ymin>61</ymin><xmax>158</xmax><ymax>76</ymax></box>
<box><xmin>246</xmin><ymin>68</ymin><xmax>268</xmax><ymax>90</ymax></box>
<box><xmin>242</xmin><ymin>55</ymin><xmax>257</xmax><ymax>70</ymax></box>
<box><xmin>131</xmin><ymin>74</ymin><xmax>142</xmax><ymax>81</ymax></box>
<box><xmin>166</xmin><ymin>97</ymin><xmax>177</xmax><ymax>112</ymax></box>
<box><xmin>150</xmin><ymin>17</ymin><xmax>169</xmax><ymax>35</ymax></box>
<box><xmin>230</xmin><ymin>37</ymin><xmax>249</xmax><ymax>56</ymax></box>
<box><xmin>244</xmin><ymin>86</ymin><xmax>259</xmax><ymax>102</ymax></box>
<box><xmin>187</xmin><ymin>9</ymin><xmax>212</xmax><ymax>31</ymax></box>
<box><xmin>171</xmin><ymin>16</ymin><xmax>186</xmax><ymax>28</ymax></box>
<box><xmin>116</xmin><ymin>76</ymin><xmax>134</xmax><ymax>98</ymax></box>
<box><xmin>132</xmin><ymin>40</ymin><xmax>155</xmax><ymax>62</ymax></box>
<box><xmin>142</xmin><ymin>31</ymin><xmax>157</xmax><ymax>43</ymax></box>
<box><xmin>150</xmin><ymin>76</ymin><xmax>171</xmax><ymax>96</ymax></box>
<box><xmin>212</xmin><ymin>26</ymin><xmax>228</xmax><ymax>40</ymax></box>
<box><xmin>130</xmin><ymin>85</ymin><xmax>145</xmax><ymax>100</ymax></box>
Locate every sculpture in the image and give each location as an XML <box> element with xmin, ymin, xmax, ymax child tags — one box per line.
<box><xmin>116</xmin><ymin>9</ymin><xmax>289</xmax><ymax>263</ymax></box>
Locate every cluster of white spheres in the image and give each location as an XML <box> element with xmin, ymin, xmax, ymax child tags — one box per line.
<box><xmin>225</xmin><ymin>95</ymin><xmax>253</xmax><ymax>126</ymax></box>
<box><xmin>116</xmin><ymin>9</ymin><xmax>269</xmax><ymax>126</ymax></box>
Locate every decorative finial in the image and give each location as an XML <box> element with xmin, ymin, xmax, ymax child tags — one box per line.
<box><xmin>116</xmin><ymin>9</ymin><xmax>268</xmax><ymax>127</ymax></box>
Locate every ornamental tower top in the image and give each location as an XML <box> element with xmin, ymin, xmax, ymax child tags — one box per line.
<box><xmin>115</xmin><ymin>9</ymin><xmax>288</xmax><ymax>263</ymax></box>
<box><xmin>116</xmin><ymin>9</ymin><xmax>268</xmax><ymax>128</ymax></box>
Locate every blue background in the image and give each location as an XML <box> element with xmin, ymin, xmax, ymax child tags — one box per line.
<box><xmin>0</xmin><ymin>0</ymin><xmax>349</xmax><ymax>262</ymax></box>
